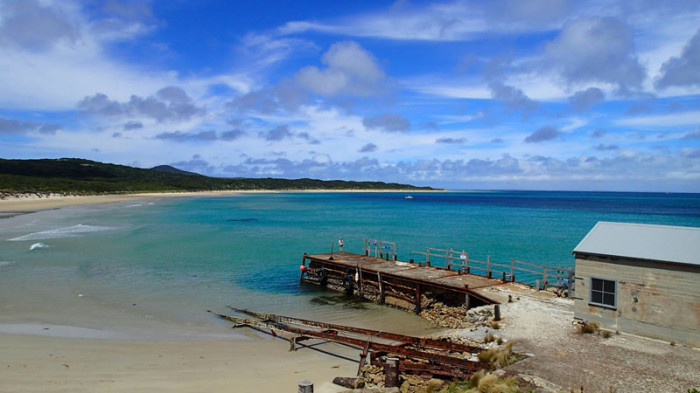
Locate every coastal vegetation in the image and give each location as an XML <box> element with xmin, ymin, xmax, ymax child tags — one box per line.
<box><xmin>0</xmin><ymin>158</ymin><xmax>433</xmax><ymax>196</ymax></box>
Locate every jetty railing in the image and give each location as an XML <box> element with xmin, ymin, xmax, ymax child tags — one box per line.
<box><xmin>364</xmin><ymin>239</ymin><xmax>397</xmax><ymax>260</ymax></box>
<box><xmin>412</xmin><ymin>247</ymin><xmax>574</xmax><ymax>292</ymax></box>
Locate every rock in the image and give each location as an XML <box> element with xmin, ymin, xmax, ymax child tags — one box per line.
<box><xmin>333</xmin><ymin>376</ymin><xmax>365</xmax><ymax>389</ymax></box>
<box><xmin>427</xmin><ymin>378</ymin><xmax>446</xmax><ymax>390</ymax></box>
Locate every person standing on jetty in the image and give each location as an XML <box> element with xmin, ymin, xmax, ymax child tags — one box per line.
<box><xmin>338</xmin><ymin>237</ymin><xmax>344</xmax><ymax>251</ymax></box>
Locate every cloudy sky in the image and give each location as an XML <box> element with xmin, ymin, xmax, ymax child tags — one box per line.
<box><xmin>1</xmin><ymin>0</ymin><xmax>699</xmax><ymax>191</ymax></box>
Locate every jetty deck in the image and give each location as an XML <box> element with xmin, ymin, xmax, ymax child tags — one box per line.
<box><xmin>301</xmin><ymin>251</ymin><xmax>518</xmax><ymax>310</ymax></box>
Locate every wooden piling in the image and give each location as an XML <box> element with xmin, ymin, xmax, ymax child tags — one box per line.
<box><xmin>377</xmin><ymin>271</ymin><xmax>384</xmax><ymax>304</ymax></box>
<box><xmin>415</xmin><ymin>284</ymin><xmax>422</xmax><ymax>314</ymax></box>
<box><xmin>357</xmin><ymin>264</ymin><xmax>364</xmax><ymax>296</ymax></box>
<box><xmin>298</xmin><ymin>380</ymin><xmax>313</xmax><ymax>393</ymax></box>
<box><xmin>385</xmin><ymin>358</ymin><xmax>400</xmax><ymax>387</ymax></box>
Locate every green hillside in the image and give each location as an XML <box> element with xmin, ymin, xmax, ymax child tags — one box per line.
<box><xmin>0</xmin><ymin>158</ymin><xmax>433</xmax><ymax>196</ymax></box>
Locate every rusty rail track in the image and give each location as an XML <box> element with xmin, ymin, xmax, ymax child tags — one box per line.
<box><xmin>229</xmin><ymin>307</ymin><xmax>482</xmax><ymax>353</ymax></box>
<box><xmin>210</xmin><ymin>309</ymin><xmax>488</xmax><ymax>379</ymax></box>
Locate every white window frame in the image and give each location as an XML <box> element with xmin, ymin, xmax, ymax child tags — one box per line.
<box><xmin>589</xmin><ymin>276</ymin><xmax>617</xmax><ymax>309</ymax></box>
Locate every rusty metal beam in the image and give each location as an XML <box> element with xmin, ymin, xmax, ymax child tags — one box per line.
<box><xmin>230</xmin><ymin>308</ymin><xmax>481</xmax><ymax>353</ymax></box>
<box><xmin>210</xmin><ymin>311</ymin><xmax>487</xmax><ymax>374</ymax></box>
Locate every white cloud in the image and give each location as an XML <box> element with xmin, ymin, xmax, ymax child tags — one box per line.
<box><xmin>408</xmin><ymin>83</ymin><xmax>491</xmax><ymax>100</ymax></box>
<box><xmin>279</xmin><ymin>2</ymin><xmax>487</xmax><ymax>42</ymax></box>
<box><xmin>0</xmin><ymin>0</ymin><xmax>251</xmax><ymax>111</ymax></box>
<box><xmin>616</xmin><ymin>111</ymin><xmax>700</xmax><ymax>128</ymax></box>
<box><xmin>295</xmin><ymin>41</ymin><xmax>388</xmax><ymax>97</ymax></box>
<box><xmin>545</xmin><ymin>16</ymin><xmax>646</xmax><ymax>89</ymax></box>
<box><xmin>655</xmin><ymin>29</ymin><xmax>700</xmax><ymax>89</ymax></box>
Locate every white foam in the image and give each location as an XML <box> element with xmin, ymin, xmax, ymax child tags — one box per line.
<box><xmin>29</xmin><ymin>242</ymin><xmax>49</xmax><ymax>251</ymax></box>
<box><xmin>0</xmin><ymin>261</ymin><xmax>14</xmax><ymax>267</ymax></box>
<box><xmin>8</xmin><ymin>224</ymin><xmax>112</xmax><ymax>241</ymax></box>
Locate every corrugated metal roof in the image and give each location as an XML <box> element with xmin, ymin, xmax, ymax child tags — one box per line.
<box><xmin>573</xmin><ymin>221</ymin><xmax>700</xmax><ymax>266</ymax></box>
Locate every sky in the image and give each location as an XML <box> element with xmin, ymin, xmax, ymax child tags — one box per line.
<box><xmin>1</xmin><ymin>0</ymin><xmax>699</xmax><ymax>192</ymax></box>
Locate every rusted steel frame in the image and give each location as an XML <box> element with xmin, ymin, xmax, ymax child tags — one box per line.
<box><xmin>230</xmin><ymin>308</ymin><xmax>481</xmax><ymax>353</ymax></box>
<box><xmin>357</xmin><ymin>341</ymin><xmax>370</xmax><ymax>375</ymax></box>
<box><xmin>370</xmin><ymin>353</ymin><xmax>475</xmax><ymax>380</ymax></box>
<box><xmin>399</xmin><ymin>361</ymin><xmax>470</xmax><ymax>379</ymax></box>
<box><xmin>215</xmin><ymin>313</ymin><xmax>484</xmax><ymax>373</ymax></box>
<box><xmin>304</xmin><ymin>255</ymin><xmax>495</xmax><ymax>305</ymax></box>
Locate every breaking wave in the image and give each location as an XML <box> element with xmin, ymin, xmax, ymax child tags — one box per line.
<box><xmin>29</xmin><ymin>243</ymin><xmax>49</xmax><ymax>251</ymax></box>
<box><xmin>8</xmin><ymin>224</ymin><xmax>112</xmax><ymax>242</ymax></box>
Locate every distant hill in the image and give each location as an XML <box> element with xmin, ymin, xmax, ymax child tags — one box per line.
<box><xmin>150</xmin><ymin>165</ymin><xmax>199</xmax><ymax>176</ymax></box>
<box><xmin>0</xmin><ymin>158</ymin><xmax>434</xmax><ymax>195</ymax></box>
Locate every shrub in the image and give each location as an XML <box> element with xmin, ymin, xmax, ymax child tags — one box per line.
<box><xmin>578</xmin><ymin>321</ymin><xmax>600</xmax><ymax>335</ymax></box>
<box><xmin>478</xmin><ymin>341</ymin><xmax>515</xmax><ymax>369</ymax></box>
<box><xmin>444</xmin><ymin>370</ymin><xmax>520</xmax><ymax>393</ymax></box>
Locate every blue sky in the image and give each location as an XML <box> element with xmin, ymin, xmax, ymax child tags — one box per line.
<box><xmin>1</xmin><ymin>0</ymin><xmax>699</xmax><ymax>192</ymax></box>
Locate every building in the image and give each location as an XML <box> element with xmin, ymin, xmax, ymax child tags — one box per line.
<box><xmin>572</xmin><ymin>221</ymin><xmax>700</xmax><ymax>346</ymax></box>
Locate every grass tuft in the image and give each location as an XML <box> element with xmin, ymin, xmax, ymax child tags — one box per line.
<box><xmin>477</xmin><ymin>341</ymin><xmax>515</xmax><ymax>369</ymax></box>
<box><xmin>578</xmin><ymin>321</ymin><xmax>600</xmax><ymax>335</ymax></box>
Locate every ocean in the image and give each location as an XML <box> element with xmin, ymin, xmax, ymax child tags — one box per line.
<box><xmin>1</xmin><ymin>191</ymin><xmax>699</xmax><ymax>338</ymax></box>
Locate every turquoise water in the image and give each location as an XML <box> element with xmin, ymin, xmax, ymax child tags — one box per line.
<box><xmin>1</xmin><ymin>191</ymin><xmax>699</xmax><ymax>337</ymax></box>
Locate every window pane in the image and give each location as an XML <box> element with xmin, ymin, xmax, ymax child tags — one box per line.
<box><xmin>603</xmin><ymin>293</ymin><xmax>615</xmax><ymax>306</ymax></box>
<box><xmin>604</xmin><ymin>280</ymin><xmax>615</xmax><ymax>293</ymax></box>
<box><xmin>591</xmin><ymin>278</ymin><xmax>602</xmax><ymax>291</ymax></box>
<box><xmin>591</xmin><ymin>290</ymin><xmax>602</xmax><ymax>304</ymax></box>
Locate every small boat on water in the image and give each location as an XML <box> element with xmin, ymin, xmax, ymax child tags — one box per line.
<box><xmin>404</xmin><ymin>195</ymin><xmax>413</xmax><ymax>199</ymax></box>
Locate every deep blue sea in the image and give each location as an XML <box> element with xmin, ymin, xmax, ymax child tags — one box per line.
<box><xmin>2</xmin><ymin>191</ymin><xmax>699</xmax><ymax>337</ymax></box>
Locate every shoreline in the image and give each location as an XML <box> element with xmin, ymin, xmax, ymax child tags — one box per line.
<box><xmin>0</xmin><ymin>189</ymin><xmax>444</xmax><ymax>213</ymax></box>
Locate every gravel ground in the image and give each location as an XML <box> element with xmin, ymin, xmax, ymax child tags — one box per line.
<box><xmin>487</xmin><ymin>289</ymin><xmax>700</xmax><ymax>393</ymax></box>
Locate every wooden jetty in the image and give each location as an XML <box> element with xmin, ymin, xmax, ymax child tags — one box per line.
<box><xmin>301</xmin><ymin>239</ymin><xmax>574</xmax><ymax>312</ymax></box>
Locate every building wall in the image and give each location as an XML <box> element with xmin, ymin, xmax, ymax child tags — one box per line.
<box><xmin>574</xmin><ymin>254</ymin><xmax>700</xmax><ymax>347</ymax></box>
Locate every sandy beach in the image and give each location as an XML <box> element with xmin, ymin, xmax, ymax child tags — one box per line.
<box><xmin>0</xmin><ymin>189</ymin><xmax>440</xmax><ymax>213</ymax></box>
<box><xmin>0</xmin><ymin>191</ymin><xmax>244</xmax><ymax>213</ymax></box>
<box><xmin>0</xmin><ymin>331</ymin><xmax>359</xmax><ymax>393</ymax></box>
